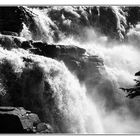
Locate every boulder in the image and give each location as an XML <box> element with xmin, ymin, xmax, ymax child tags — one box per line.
<box><xmin>0</xmin><ymin>106</ymin><xmax>53</xmax><ymax>133</ymax></box>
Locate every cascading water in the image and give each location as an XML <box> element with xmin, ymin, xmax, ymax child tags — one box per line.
<box><xmin>18</xmin><ymin>6</ymin><xmax>140</xmax><ymax>133</ymax></box>
<box><xmin>0</xmin><ymin>48</ymin><xmax>103</xmax><ymax>133</ymax></box>
<box><xmin>56</xmin><ymin>31</ymin><xmax>140</xmax><ymax>133</ymax></box>
<box><xmin>1</xmin><ymin>6</ymin><xmax>140</xmax><ymax>133</ymax></box>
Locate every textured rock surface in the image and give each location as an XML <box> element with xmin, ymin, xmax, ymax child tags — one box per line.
<box><xmin>47</xmin><ymin>6</ymin><xmax>127</xmax><ymax>40</ymax></box>
<box><xmin>20</xmin><ymin>40</ymin><xmax>104</xmax><ymax>87</ymax></box>
<box><xmin>0</xmin><ymin>34</ymin><xmax>26</xmax><ymax>49</ymax></box>
<box><xmin>0</xmin><ymin>106</ymin><xmax>53</xmax><ymax>133</ymax></box>
<box><xmin>0</xmin><ymin>7</ymin><xmax>24</xmax><ymax>34</ymax></box>
<box><xmin>0</xmin><ymin>6</ymin><xmax>37</xmax><ymax>35</ymax></box>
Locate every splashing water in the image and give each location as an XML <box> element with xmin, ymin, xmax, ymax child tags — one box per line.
<box><xmin>83</xmin><ymin>41</ymin><xmax>140</xmax><ymax>133</ymax></box>
<box><xmin>17</xmin><ymin>6</ymin><xmax>140</xmax><ymax>133</ymax></box>
<box><xmin>57</xmin><ymin>29</ymin><xmax>140</xmax><ymax>133</ymax></box>
<box><xmin>26</xmin><ymin>8</ymin><xmax>58</xmax><ymax>43</ymax></box>
<box><xmin>0</xmin><ymin>48</ymin><xmax>104</xmax><ymax>133</ymax></box>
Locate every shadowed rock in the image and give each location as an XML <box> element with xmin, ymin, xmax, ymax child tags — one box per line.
<box><xmin>0</xmin><ymin>7</ymin><xmax>24</xmax><ymax>34</ymax></box>
<box><xmin>0</xmin><ymin>106</ymin><xmax>53</xmax><ymax>133</ymax></box>
<box><xmin>0</xmin><ymin>6</ymin><xmax>37</xmax><ymax>35</ymax></box>
<box><xmin>21</xmin><ymin>40</ymin><xmax>104</xmax><ymax>86</ymax></box>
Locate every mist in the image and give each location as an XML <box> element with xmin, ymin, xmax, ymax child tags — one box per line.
<box><xmin>57</xmin><ymin>27</ymin><xmax>140</xmax><ymax>133</ymax></box>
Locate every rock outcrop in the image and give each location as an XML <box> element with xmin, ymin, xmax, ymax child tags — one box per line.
<box><xmin>20</xmin><ymin>40</ymin><xmax>104</xmax><ymax>87</ymax></box>
<box><xmin>0</xmin><ymin>106</ymin><xmax>53</xmax><ymax>133</ymax></box>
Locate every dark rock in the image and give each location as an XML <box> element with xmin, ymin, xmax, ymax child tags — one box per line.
<box><xmin>0</xmin><ymin>34</ymin><xmax>25</xmax><ymax>49</ymax></box>
<box><xmin>36</xmin><ymin>123</ymin><xmax>53</xmax><ymax>133</ymax></box>
<box><xmin>0</xmin><ymin>31</ymin><xmax>18</xmax><ymax>36</ymax></box>
<box><xmin>0</xmin><ymin>106</ymin><xmax>53</xmax><ymax>133</ymax></box>
<box><xmin>28</xmin><ymin>41</ymin><xmax>104</xmax><ymax>87</ymax></box>
<box><xmin>17</xmin><ymin>40</ymin><xmax>104</xmax><ymax>88</ymax></box>
<box><xmin>124</xmin><ymin>7</ymin><xmax>140</xmax><ymax>27</ymax></box>
<box><xmin>29</xmin><ymin>41</ymin><xmax>86</xmax><ymax>58</ymax></box>
<box><xmin>0</xmin><ymin>113</ymin><xmax>25</xmax><ymax>133</ymax></box>
<box><xmin>0</xmin><ymin>6</ymin><xmax>38</xmax><ymax>35</ymax></box>
<box><xmin>0</xmin><ymin>7</ymin><xmax>24</xmax><ymax>34</ymax></box>
<box><xmin>48</xmin><ymin>6</ymin><xmax>127</xmax><ymax>41</ymax></box>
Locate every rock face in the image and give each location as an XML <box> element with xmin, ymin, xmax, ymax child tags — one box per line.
<box><xmin>0</xmin><ymin>106</ymin><xmax>53</xmax><ymax>133</ymax></box>
<box><xmin>1</xmin><ymin>6</ymin><xmax>140</xmax><ymax>42</ymax></box>
<box><xmin>47</xmin><ymin>6</ymin><xmax>127</xmax><ymax>40</ymax></box>
<box><xmin>20</xmin><ymin>40</ymin><xmax>104</xmax><ymax>87</ymax></box>
<box><xmin>0</xmin><ymin>34</ymin><xmax>26</xmax><ymax>49</ymax></box>
<box><xmin>0</xmin><ymin>7</ymin><xmax>24</xmax><ymax>34</ymax></box>
<box><xmin>0</xmin><ymin>6</ymin><xmax>36</xmax><ymax>35</ymax></box>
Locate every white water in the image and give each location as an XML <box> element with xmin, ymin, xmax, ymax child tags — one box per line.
<box><xmin>0</xmin><ymin>47</ymin><xmax>104</xmax><ymax>133</ymax></box>
<box><xmin>58</xmin><ymin>29</ymin><xmax>140</xmax><ymax>133</ymax></box>
<box><xmin>17</xmin><ymin>7</ymin><xmax>140</xmax><ymax>133</ymax></box>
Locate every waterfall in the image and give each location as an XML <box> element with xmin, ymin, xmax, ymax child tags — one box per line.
<box><xmin>1</xmin><ymin>6</ymin><xmax>140</xmax><ymax>133</ymax></box>
<box><xmin>57</xmin><ymin>29</ymin><xmax>140</xmax><ymax>133</ymax></box>
<box><xmin>18</xmin><ymin>6</ymin><xmax>140</xmax><ymax>133</ymax></box>
<box><xmin>0</xmin><ymin>47</ymin><xmax>104</xmax><ymax>133</ymax></box>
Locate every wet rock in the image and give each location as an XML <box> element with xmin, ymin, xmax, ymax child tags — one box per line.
<box><xmin>0</xmin><ymin>106</ymin><xmax>53</xmax><ymax>133</ymax></box>
<box><xmin>0</xmin><ymin>34</ymin><xmax>26</xmax><ymax>49</ymax></box>
<box><xmin>36</xmin><ymin>123</ymin><xmax>53</xmax><ymax>133</ymax></box>
<box><xmin>29</xmin><ymin>41</ymin><xmax>86</xmax><ymax>58</ymax></box>
<box><xmin>29</xmin><ymin>41</ymin><xmax>104</xmax><ymax>88</ymax></box>
<box><xmin>48</xmin><ymin>6</ymin><xmax>127</xmax><ymax>40</ymax></box>
<box><xmin>0</xmin><ymin>6</ymin><xmax>36</xmax><ymax>35</ymax></box>
<box><xmin>0</xmin><ymin>7</ymin><xmax>24</xmax><ymax>34</ymax></box>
